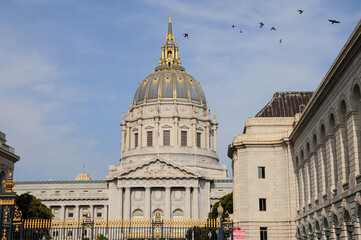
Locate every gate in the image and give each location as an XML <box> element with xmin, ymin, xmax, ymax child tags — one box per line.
<box><xmin>0</xmin><ymin>173</ymin><xmax>233</xmax><ymax>240</ymax></box>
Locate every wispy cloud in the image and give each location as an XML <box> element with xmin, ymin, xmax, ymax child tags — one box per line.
<box><xmin>0</xmin><ymin>0</ymin><xmax>360</xmax><ymax>179</ymax></box>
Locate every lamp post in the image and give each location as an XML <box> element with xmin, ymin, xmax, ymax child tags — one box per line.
<box><xmin>334</xmin><ymin>225</ymin><xmax>342</xmax><ymax>240</ymax></box>
<box><xmin>346</xmin><ymin>221</ymin><xmax>354</xmax><ymax>240</ymax></box>
<box><xmin>324</xmin><ymin>228</ymin><xmax>331</xmax><ymax>240</ymax></box>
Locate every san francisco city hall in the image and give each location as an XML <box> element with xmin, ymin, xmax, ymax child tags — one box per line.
<box><xmin>1</xmin><ymin>15</ymin><xmax>361</xmax><ymax>240</ymax></box>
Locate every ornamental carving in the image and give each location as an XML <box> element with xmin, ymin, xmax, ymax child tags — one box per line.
<box><xmin>341</xmin><ymin>198</ymin><xmax>349</xmax><ymax>211</ymax></box>
<box><xmin>121</xmin><ymin>160</ymin><xmax>196</xmax><ymax>179</ymax></box>
<box><xmin>355</xmin><ymin>192</ymin><xmax>361</xmax><ymax>205</ymax></box>
<box><xmin>321</xmin><ymin>208</ymin><xmax>327</xmax><ymax>218</ymax></box>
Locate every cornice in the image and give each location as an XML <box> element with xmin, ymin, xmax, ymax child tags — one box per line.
<box><xmin>290</xmin><ymin>20</ymin><xmax>361</xmax><ymax>141</ymax></box>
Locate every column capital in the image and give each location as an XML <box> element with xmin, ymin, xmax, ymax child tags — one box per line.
<box><xmin>145</xmin><ymin>186</ymin><xmax>151</xmax><ymax>189</ymax></box>
<box><xmin>165</xmin><ymin>186</ymin><xmax>171</xmax><ymax>190</ymax></box>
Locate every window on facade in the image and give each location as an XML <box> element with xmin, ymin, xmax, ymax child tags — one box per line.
<box><xmin>82</xmin><ymin>209</ymin><xmax>89</xmax><ymax>218</ymax></box>
<box><xmin>147</xmin><ymin>131</ymin><xmax>153</xmax><ymax>146</ymax></box>
<box><xmin>96</xmin><ymin>210</ymin><xmax>102</xmax><ymax>218</ymax></box>
<box><xmin>134</xmin><ymin>133</ymin><xmax>138</xmax><ymax>148</ymax></box>
<box><xmin>163</xmin><ymin>130</ymin><xmax>170</xmax><ymax>146</ymax></box>
<box><xmin>259</xmin><ymin>198</ymin><xmax>266</xmax><ymax>211</ymax></box>
<box><xmin>181</xmin><ymin>131</ymin><xmax>187</xmax><ymax>146</ymax></box>
<box><xmin>258</xmin><ymin>167</ymin><xmax>265</xmax><ymax>179</ymax></box>
<box><xmin>53</xmin><ymin>208</ymin><xmax>60</xmax><ymax>219</ymax></box>
<box><xmin>68</xmin><ymin>208</ymin><xmax>74</xmax><ymax>218</ymax></box>
<box><xmin>55</xmin><ymin>191</ymin><xmax>60</xmax><ymax>196</ymax></box>
<box><xmin>260</xmin><ymin>227</ymin><xmax>267</xmax><ymax>240</ymax></box>
<box><xmin>197</xmin><ymin>132</ymin><xmax>201</xmax><ymax>148</ymax></box>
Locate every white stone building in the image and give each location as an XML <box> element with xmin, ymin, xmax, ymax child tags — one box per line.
<box><xmin>229</xmin><ymin>20</ymin><xmax>361</xmax><ymax>239</ymax></box>
<box><xmin>14</xmin><ymin>15</ymin><xmax>232</xmax><ymax>220</ymax></box>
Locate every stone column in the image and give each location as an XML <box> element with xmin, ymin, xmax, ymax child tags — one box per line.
<box><xmin>205</xmin><ymin>126</ymin><xmax>209</xmax><ymax>150</ymax></box>
<box><xmin>60</xmin><ymin>205</ymin><xmax>65</xmax><ymax>220</ymax></box>
<box><xmin>126</xmin><ymin>126</ymin><xmax>130</xmax><ymax>151</ymax></box>
<box><xmin>326</xmin><ymin>136</ymin><xmax>337</xmax><ymax>189</ymax></box>
<box><xmin>124</xmin><ymin>187</ymin><xmax>131</xmax><ymax>219</ymax></box>
<box><xmin>317</xmin><ymin>146</ymin><xmax>327</xmax><ymax>196</ymax></box>
<box><xmin>213</xmin><ymin>126</ymin><xmax>218</xmax><ymax>152</ymax></box>
<box><xmin>108</xmin><ymin>181</ymin><xmax>118</xmax><ymax>219</ymax></box>
<box><xmin>335</xmin><ymin>124</ymin><xmax>349</xmax><ymax>183</ymax></box>
<box><xmin>90</xmin><ymin>205</ymin><xmax>94</xmax><ymax>218</ymax></box>
<box><xmin>173</xmin><ymin>117</ymin><xmax>178</xmax><ymax>147</ymax></box>
<box><xmin>75</xmin><ymin>205</ymin><xmax>80</xmax><ymax>220</ymax></box>
<box><xmin>193</xmin><ymin>187</ymin><xmax>199</xmax><ymax>218</ymax></box>
<box><xmin>145</xmin><ymin>187</ymin><xmax>151</xmax><ymax>219</ymax></box>
<box><xmin>348</xmin><ymin>112</ymin><xmax>360</xmax><ymax>176</ymax></box>
<box><xmin>139</xmin><ymin>120</ymin><xmax>143</xmax><ymax>149</ymax></box>
<box><xmin>165</xmin><ymin>187</ymin><xmax>171</xmax><ymax>219</ymax></box>
<box><xmin>118</xmin><ymin>188</ymin><xmax>123</xmax><ymax>219</ymax></box>
<box><xmin>185</xmin><ymin>187</ymin><xmax>191</xmax><ymax>218</ymax></box>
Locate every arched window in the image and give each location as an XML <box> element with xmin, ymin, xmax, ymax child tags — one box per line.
<box><xmin>132</xmin><ymin>209</ymin><xmax>144</xmax><ymax>219</ymax></box>
<box><xmin>172</xmin><ymin>209</ymin><xmax>184</xmax><ymax>219</ymax></box>
<box><xmin>340</xmin><ymin>100</ymin><xmax>350</xmax><ymax>180</ymax></box>
<box><xmin>330</xmin><ymin>113</ymin><xmax>338</xmax><ymax>184</ymax></box>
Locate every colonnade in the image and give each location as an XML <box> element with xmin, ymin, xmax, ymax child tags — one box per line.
<box><xmin>110</xmin><ymin>185</ymin><xmax>199</xmax><ymax>219</ymax></box>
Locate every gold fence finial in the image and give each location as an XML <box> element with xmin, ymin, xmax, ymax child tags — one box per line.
<box><xmin>2</xmin><ymin>172</ymin><xmax>17</xmax><ymax>193</ymax></box>
<box><xmin>169</xmin><ymin>13</ymin><xmax>172</xmax><ymax>22</ymax></box>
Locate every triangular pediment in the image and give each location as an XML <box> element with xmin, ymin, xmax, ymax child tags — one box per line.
<box><xmin>119</xmin><ymin>159</ymin><xmax>198</xmax><ymax>179</ymax></box>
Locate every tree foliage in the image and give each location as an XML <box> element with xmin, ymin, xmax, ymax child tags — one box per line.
<box><xmin>15</xmin><ymin>193</ymin><xmax>53</xmax><ymax>219</ymax></box>
<box><xmin>208</xmin><ymin>192</ymin><xmax>233</xmax><ymax>219</ymax></box>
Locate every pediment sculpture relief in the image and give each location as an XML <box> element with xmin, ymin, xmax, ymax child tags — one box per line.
<box><xmin>121</xmin><ymin>160</ymin><xmax>195</xmax><ymax>179</ymax></box>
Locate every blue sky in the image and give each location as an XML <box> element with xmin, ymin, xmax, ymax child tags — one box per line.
<box><xmin>1</xmin><ymin>0</ymin><xmax>360</xmax><ymax>180</ymax></box>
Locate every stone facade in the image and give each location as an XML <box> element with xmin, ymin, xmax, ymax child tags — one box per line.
<box><xmin>228</xmin><ymin>20</ymin><xmax>361</xmax><ymax>239</ymax></box>
<box><xmin>0</xmin><ymin>131</ymin><xmax>20</xmax><ymax>193</ymax></box>
<box><xmin>14</xmin><ymin>15</ymin><xmax>232</xmax><ymax>220</ymax></box>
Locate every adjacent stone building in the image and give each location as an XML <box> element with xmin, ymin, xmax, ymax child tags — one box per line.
<box><xmin>0</xmin><ymin>131</ymin><xmax>20</xmax><ymax>193</ymax></box>
<box><xmin>14</xmin><ymin>15</ymin><xmax>232</xmax><ymax>220</ymax></box>
<box><xmin>229</xmin><ymin>20</ymin><xmax>361</xmax><ymax>239</ymax></box>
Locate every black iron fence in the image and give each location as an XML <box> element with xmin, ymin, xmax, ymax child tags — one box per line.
<box><xmin>0</xmin><ymin>173</ymin><xmax>233</xmax><ymax>240</ymax></box>
<box><xmin>7</xmin><ymin>218</ymin><xmax>223</xmax><ymax>240</ymax></box>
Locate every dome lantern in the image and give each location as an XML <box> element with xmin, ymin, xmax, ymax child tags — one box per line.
<box><xmin>133</xmin><ymin>15</ymin><xmax>206</xmax><ymax>107</ymax></box>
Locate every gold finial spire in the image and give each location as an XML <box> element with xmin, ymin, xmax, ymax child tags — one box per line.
<box><xmin>169</xmin><ymin>14</ymin><xmax>171</xmax><ymax>22</ymax></box>
<box><xmin>2</xmin><ymin>171</ymin><xmax>17</xmax><ymax>193</ymax></box>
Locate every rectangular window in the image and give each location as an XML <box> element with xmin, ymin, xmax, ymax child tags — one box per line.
<box><xmin>96</xmin><ymin>209</ymin><xmax>102</xmax><ymax>218</ymax></box>
<box><xmin>181</xmin><ymin>131</ymin><xmax>187</xmax><ymax>146</ymax></box>
<box><xmin>134</xmin><ymin>133</ymin><xmax>138</xmax><ymax>148</ymax></box>
<box><xmin>197</xmin><ymin>132</ymin><xmax>201</xmax><ymax>148</ymax></box>
<box><xmin>68</xmin><ymin>208</ymin><xmax>74</xmax><ymax>218</ymax></box>
<box><xmin>163</xmin><ymin>130</ymin><xmax>170</xmax><ymax>146</ymax></box>
<box><xmin>147</xmin><ymin>131</ymin><xmax>153</xmax><ymax>146</ymax></box>
<box><xmin>258</xmin><ymin>167</ymin><xmax>265</xmax><ymax>178</ymax></box>
<box><xmin>53</xmin><ymin>208</ymin><xmax>60</xmax><ymax>219</ymax></box>
<box><xmin>55</xmin><ymin>191</ymin><xmax>60</xmax><ymax>196</ymax></box>
<box><xmin>260</xmin><ymin>227</ymin><xmax>267</xmax><ymax>240</ymax></box>
<box><xmin>82</xmin><ymin>209</ymin><xmax>89</xmax><ymax>218</ymax></box>
<box><xmin>259</xmin><ymin>198</ymin><xmax>267</xmax><ymax>211</ymax></box>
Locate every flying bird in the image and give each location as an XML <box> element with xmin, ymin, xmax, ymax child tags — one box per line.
<box><xmin>183</xmin><ymin>33</ymin><xmax>189</xmax><ymax>38</ymax></box>
<box><xmin>298</xmin><ymin>10</ymin><xmax>303</xmax><ymax>14</ymax></box>
<box><xmin>259</xmin><ymin>22</ymin><xmax>264</xmax><ymax>28</ymax></box>
<box><xmin>232</xmin><ymin>24</ymin><xmax>236</xmax><ymax>28</ymax></box>
<box><xmin>328</xmin><ymin>19</ymin><xmax>340</xmax><ymax>24</ymax></box>
<box><xmin>270</xmin><ymin>27</ymin><xmax>276</xmax><ymax>31</ymax></box>
<box><xmin>279</xmin><ymin>39</ymin><xmax>282</xmax><ymax>43</ymax></box>
<box><xmin>239</xmin><ymin>29</ymin><xmax>243</xmax><ymax>33</ymax></box>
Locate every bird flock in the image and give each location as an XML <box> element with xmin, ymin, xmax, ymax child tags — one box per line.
<box><xmin>182</xmin><ymin>10</ymin><xmax>341</xmax><ymax>44</ymax></box>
